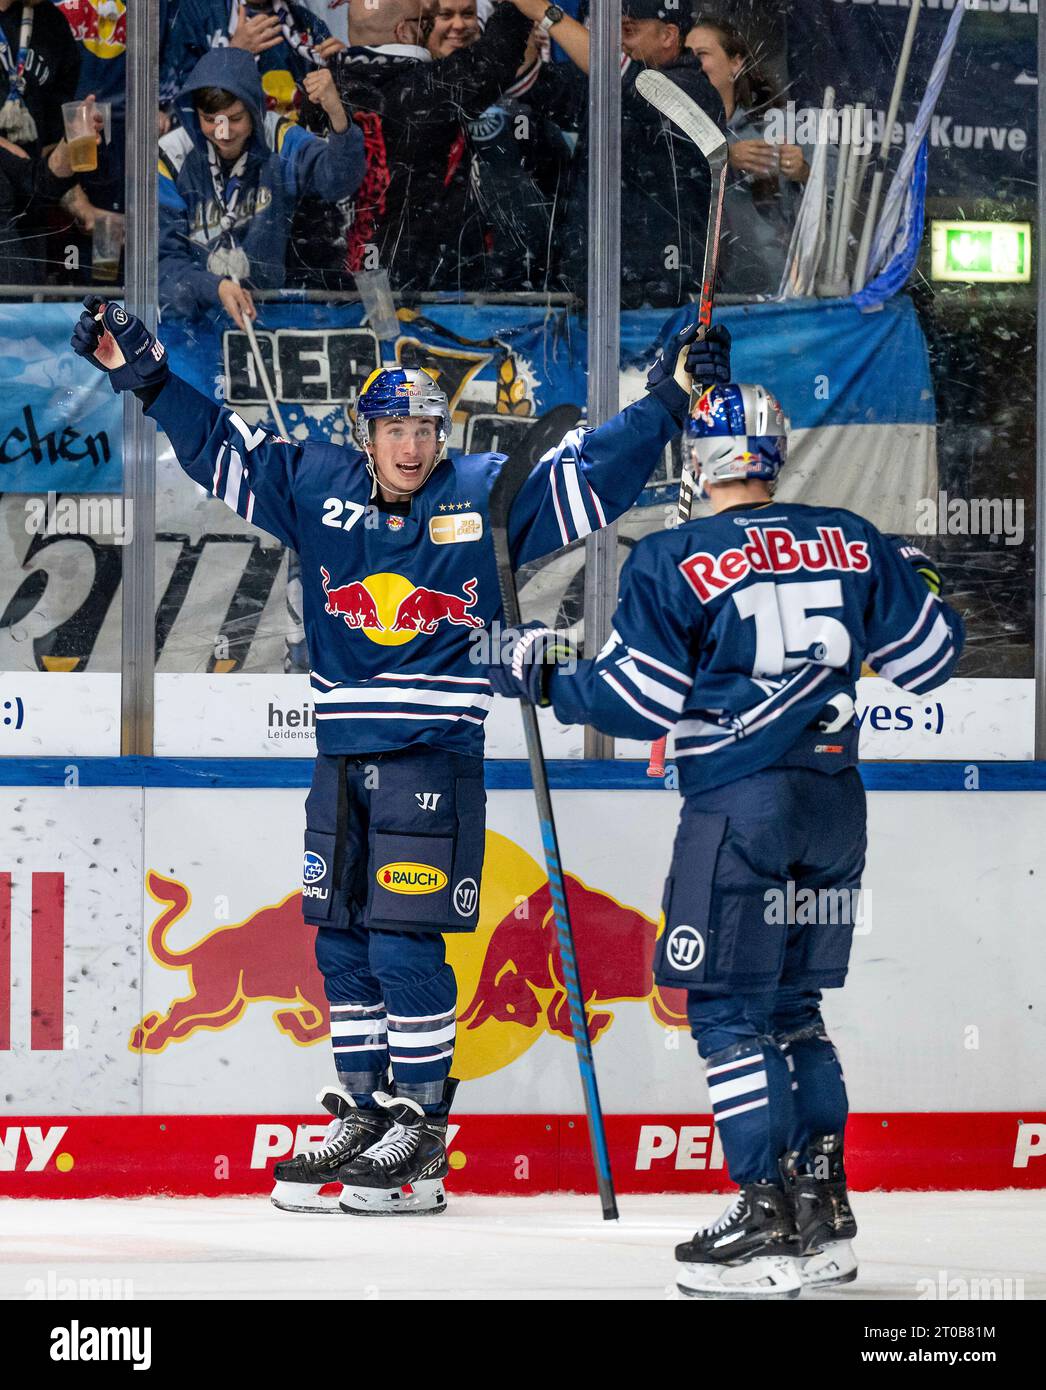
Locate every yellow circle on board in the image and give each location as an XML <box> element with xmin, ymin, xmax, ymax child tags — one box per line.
<box><xmin>360</xmin><ymin>572</ymin><xmax>418</xmax><ymax>647</ymax></box>
<box><xmin>444</xmin><ymin>830</ymin><xmax>550</xmax><ymax>1081</ymax></box>
<box><xmin>448</xmin><ymin>1151</ymin><xmax>467</xmax><ymax>1170</ymax></box>
<box><xmin>55</xmin><ymin>1153</ymin><xmax>74</xmax><ymax>1173</ymax></box>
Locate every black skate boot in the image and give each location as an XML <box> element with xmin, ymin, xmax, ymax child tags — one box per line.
<box><xmin>675</xmin><ymin>1183</ymin><xmax>802</xmax><ymax>1299</ymax></box>
<box><xmin>270</xmin><ymin>1086</ymin><xmax>390</xmax><ymax>1214</ymax></box>
<box><xmin>338</xmin><ymin>1080</ymin><xmax>458</xmax><ymax>1216</ymax></box>
<box><xmin>781</xmin><ymin>1134</ymin><xmax>859</xmax><ymax>1288</ymax></box>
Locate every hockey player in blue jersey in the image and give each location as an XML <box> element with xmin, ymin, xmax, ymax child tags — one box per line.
<box><xmin>488</xmin><ymin>377</ymin><xmax>965</xmax><ymax>1296</ymax></box>
<box><xmin>70</xmin><ymin>293</ymin><xmax>731</xmax><ymax>1217</ymax></box>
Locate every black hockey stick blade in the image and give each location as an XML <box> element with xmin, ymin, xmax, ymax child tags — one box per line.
<box><xmin>635</xmin><ymin>69</ymin><xmax>728</xmax><ymax>167</ymax></box>
<box><xmin>486</xmin><ymin>405</ymin><xmax>620</xmax><ymax>1221</ymax></box>
<box><xmin>488</xmin><ymin>405</ymin><xmax>582</xmax><ymax>541</ymax></box>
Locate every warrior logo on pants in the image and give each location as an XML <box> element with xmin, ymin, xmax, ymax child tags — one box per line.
<box><xmin>665</xmin><ymin>924</ymin><xmax>706</xmax><ymax>972</ymax></box>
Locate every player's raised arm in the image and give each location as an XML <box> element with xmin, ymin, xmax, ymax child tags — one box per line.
<box><xmin>70</xmin><ymin>297</ymin><xmax>303</xmax><ymax>552</ymax></box>
<box><xmin>863</xmin><ymin>532</ymin><xmax>965</xmax><ymax>694</ymax></box>
<box><xmin>506</xmin><ymin>323</ymin><xmax>732</xmax><ymax>566</ymax></box>
<box><xmin>487</xmin><ymin>535</ymin><xmax>700</xmax><ymax>741</ymax></box>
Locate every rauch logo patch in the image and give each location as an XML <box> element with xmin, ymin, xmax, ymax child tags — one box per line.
<box><xmin>376</xmin><ymin>863</ymin><xmax>448</xmax><ymax>895</ymax></box>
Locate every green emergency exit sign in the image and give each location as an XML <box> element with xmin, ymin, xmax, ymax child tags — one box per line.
<box><xmin>931</xmin><ymin>221</ymin><xmax>1031</xmax><ymax>284</ymax></box>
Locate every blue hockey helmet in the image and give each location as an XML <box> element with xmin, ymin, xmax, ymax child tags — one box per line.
<box><xmin>353</xmin><ymin>366</ymin><xmax>452</xmax><ymax>459</ymax></box>
<box><xmin>682</xmin><ymin>383</ymin><xmax>788</xmax><ymax>499</ymax></box>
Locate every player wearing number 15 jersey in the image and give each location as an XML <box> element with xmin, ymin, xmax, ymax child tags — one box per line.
<box><xmin>488</xmin><ymin>378</ymin><xmax>965</xmax><ymax>1298</ymax></box>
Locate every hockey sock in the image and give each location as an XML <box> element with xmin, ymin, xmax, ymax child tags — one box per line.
<box><xmin>777</xmin><ymin>1025</ymin><xmax>849</xmax><ymax>1165</ymax></box>
<box><xmin>372</xmin><ymin>931</ymin><xmax>457</xmax><ymax>1113</ymax></box>
<box><xmin>328</xmin><ymin>1002</ymin><xmax>389</xmax><ymax>1106</ymax></box>
<box><xmin>703</xmin><ymin>1036</ymin><xmax>795</xmax><ymax>1187</ymax></box>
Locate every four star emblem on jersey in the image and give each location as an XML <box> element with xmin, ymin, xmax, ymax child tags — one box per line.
<box><xmin>320</xmin><ymin>568</ymin><xmax>484</xmax><ymax>645</ymax></box>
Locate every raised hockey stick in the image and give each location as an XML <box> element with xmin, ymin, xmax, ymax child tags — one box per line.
<box><xmin>488</xmin><ymin>405</ymin><xmax>619</xmax><ymax>1222</ymax></box>
<box><xmin>236</xmin><ymin>303</ymin><xmax>306</xmax><ymax>673</ymax></box>
<box><xmin>635</xmin><ymin>70</ymin><xmax>728</xmax><ymax>778</ymax></box>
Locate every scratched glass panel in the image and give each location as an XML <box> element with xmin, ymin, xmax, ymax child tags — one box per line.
<box><xmin>150</xmin><ymin>0</ymin><xmax>590</xmax><ymax>755</ymax></box>
<box><xmin>611</xmin><ymin>0</ymin><xmax>1036</xmax><ymax>769</ymax></box>
<box><xmin>0</xmin><ymin>1</ymin><xmax>128</xmax><ymax>753</ymax></box>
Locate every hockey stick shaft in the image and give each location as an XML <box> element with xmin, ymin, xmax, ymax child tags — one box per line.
<box><xmin>239</xmin><ymin>305</ymin><xmax>289</xmax><ymax>439</ymax></box>
<box><xmin>237</xmin><ymin>300</ymin><xmax>301</xmax><ymax>668</ymax></box>
<box><xmin>853</xmin><ymin>0</ymin><xmax>923</xmax><ymax>290</ymax></box>
<box><xmin>636</xmin><ymin>73</ymin><xmax>727</xmax><ymax>778</ymax></box>
<box><xmin>488</xmin><ymin>407</ymin><xmax>619</xmax><ymax>1221</ymax></box>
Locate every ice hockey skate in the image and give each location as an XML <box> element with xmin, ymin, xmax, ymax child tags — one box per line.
<box><xmin>783</xmin><ymin>1135</ymin><xmax>859</xmax><ymax>1288</ymax></box>
<box><xmin>337</xmin><ymin>1091</ymin><xmax>452</xmax><ymax>1216</ymax></box>
<box><xmin>675</xmin><ymin>1183</ymin><xmax>802</xmax><ymax>1299</ymax></box>
<box><xmin>270</xmin><ymin>1086</ymin><xmax>390</xmax><ymax>1214</ymax></box>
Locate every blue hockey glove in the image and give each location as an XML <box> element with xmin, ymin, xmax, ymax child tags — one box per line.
<box><xmin>888</xmin><ymin>536</ymin><xmax>943</xmax><ymax>596</ymax></box>
<box><xmin>484</xmin><ymin>624</ymin><xmax>578</xmax><ymax>707</ymax></box>
<box><xmin>70</xmin><ymin>295</ymin><xmax>169</xmax><ymax>394</ymax></box>
<box><xmin>646</xmin><ymin>322</ymin><xmax>732</xmax><ymax>419</ymax></box>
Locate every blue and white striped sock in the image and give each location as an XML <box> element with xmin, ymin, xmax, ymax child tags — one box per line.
<box><xmin>329</xmin><ymin>1000</ymin><xmax>388</xmax><ymax>1104</ymax></box>
<box><xmin>705</xmin><ymin>1037</ymin><xmax>794</xmax><ymax>1185</ymax></box>
<box><xmin>387</xmin><ymin>1005</ymin><xmax>456</xmax><ymax>1111</ymax></box>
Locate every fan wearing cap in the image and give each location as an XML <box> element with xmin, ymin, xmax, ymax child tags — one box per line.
<box><xmin>621</xmin><ymin>0</ymin><xmax>691</xmax><ymax>66</ymax></box>
<box><xmin>486</xmin><ymin>378</ymin><xmax>964</xmax><ymax>1296</ymax></box>
<box><xmin>511</xmin><ymin>0</ymin><xmax>725</xmax><ymax>307</ymax></box>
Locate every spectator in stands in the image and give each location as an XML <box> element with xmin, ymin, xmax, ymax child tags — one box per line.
<box><xmin>426</xmin><ymin>0</ymin><xmax>480</xmax><ymax>57</ymax></box>
<box><xmin>158</xmin><ymin>47</ymin><xmax>363</xmax><ymax>326</ymax></box>
<box><xmin>327</xmin><ymin>0</ymin><xmax>534</xmax><ymax>291</ymax></box>
<box><xmin>164</xmin><ymin>1</ymin><xmax>333</xmax><ymax>116</ymax></box>
<box><xmin>511</xmin><ymin>0</ymin><xmax>724</xmax><ymax>309</ymax></box>
<box><xmin>0</xmin><ymin>0</ymin><xmax>81</xmax><ymax>282</ymax></box>
<box><xmin>426</xmin><ymin>9</ymin><xmax>571</xmax><ymax>291</ymax></box>
<box><xmin>686</xmin><ymin>13</ymin><xmax>809</xmax><ymax>296</ymax></box>
<box><xmin>0</xmin><ymin>106</ymin><xmax>99</xmax><ymax>282</ymax></box>
<box><xmin>0</xmin><ymin>0</ymin><xmax>80</xmax><ymax>155</ymax></box>
<box><xmin>55</xmin><ymin>1</ymin><xmax>178</xmax><ymax>280</ymax></box>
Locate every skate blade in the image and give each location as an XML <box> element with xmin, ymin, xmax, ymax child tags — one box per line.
<box><xmin>339</xmin><ymin>1179</ymin><xmax>447</xmax><ymax>1217</ymax></box>
<box><xmin>677</xmin><ymin>1255</ymin><xmax>802</xmax><ymax>1300</ymax></box>
<box><xmin>799</xmin><ymin>1240</ymin><xmax>858</xmax><ymax>1287</ymax></box>
<box><xmin>270</xmin><ymin>1180</ymin><xmax>345</xmax><ymax>1214</ymax></box>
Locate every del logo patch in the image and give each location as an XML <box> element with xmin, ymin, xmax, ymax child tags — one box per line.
<box><xmin>376</xmin><ymin>862</ymin><xmax>448</xmax><ymax>895</ymax></box>
<box><xmin>429</xmin><ymin>512</ymin><xmax>483</xmax><ymax>545</ymax></box>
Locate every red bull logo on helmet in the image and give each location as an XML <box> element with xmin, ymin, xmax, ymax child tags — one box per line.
<box><xmin>692</xmin><ymin>387</ymin><xmax>718</xmax><ymax>428</ymax></box>
<box><xmin>376</xmin><ymin>863</ymin><xmax>448</xmax><ymax>895</ymax></box>
<box><xmin>319</xmin><ymin>570</ymin><xmax>485</xmax><ymax>646</ymax></box>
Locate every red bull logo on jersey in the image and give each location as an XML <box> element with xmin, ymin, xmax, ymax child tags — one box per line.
<box><xmin>376</xmin><ymin>863</ymin><xmax>448</xmax><ymax>895</ymax></box>
<box><xmin>681</xmin><ymin>526</ymin><xmax>871</xmax><ymax>604</ymax></box>
<box><xmin>320</xmin><ymin>569</ymin><xmax>384</xmax><ymax>630</ymax></box>
<box><xmin>319</xmin><ymin>569</ymin><xmax>484</xmax><ymax>646</ymax></box>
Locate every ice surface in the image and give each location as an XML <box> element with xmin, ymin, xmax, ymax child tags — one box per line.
<box><xmin>1</xmin><ymin>1192</ymin><xmax>1043</xmax><ymax>1301</ymax></box>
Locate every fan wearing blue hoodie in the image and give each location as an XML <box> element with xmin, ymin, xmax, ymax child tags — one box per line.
<box><xmin>158</xmin><ymin>47</ymin><xmax>364</xmax><ymax>326</ymax></box>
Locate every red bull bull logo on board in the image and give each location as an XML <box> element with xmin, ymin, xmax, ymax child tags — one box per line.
<box><xmin>132</xmin><ymin>834</ymin><xmax>689</xmax><ymax>1080</ymax></box>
